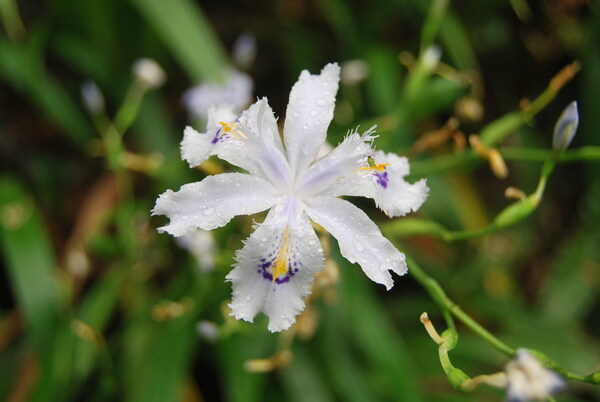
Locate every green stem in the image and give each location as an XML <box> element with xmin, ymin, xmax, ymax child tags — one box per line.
<box><xmin>501</xmin><ymin>146</ymin><xmax>600</xmax><ymax>162</ymax></box>
<box><xmin>409</xmin><ymin>62</ymin><xmax>579</xmax><ymax>178</ymax></box>
<box><xmin>407</xmin><ymin>256</ymin><xmax>600</xmax><ymax>384</ymax></box>
<box><xmin>408</xmin><ymin>257</ymin><xmax>514</xmax><ymax>356</ymax></box>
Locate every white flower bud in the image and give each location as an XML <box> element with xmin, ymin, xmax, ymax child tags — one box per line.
<box><xmin>232</xmin><ymin>32</ymin><xmax>257</xmax><ymax>70</ymax></box>
<box><xmin>80</xmin><ymin>81</ymin><xmax>105</xmax><ymax>114</ymax></box>
<box><xmin>422</xmin><ymin>45</ymin><xmax>442</xmax><ymax>72</ymax></box>
<box><xmin>552</xmin><ymin>101</ymin><xmax>578</xmax><ymax>151</ymax></box>
<box><xmin>340</xmin><ymin>59</ymin><xmax>370</xmax><ymax>85</ymax></box>
<box><xmin>132</xmin><ymin>58</ymin><xmax>166</xmax><ymax>89</ymax></box>
<box><xmin>196</xmin><ymin>320</ymin><xmax>220</xmax><ymax>341</ymax></box>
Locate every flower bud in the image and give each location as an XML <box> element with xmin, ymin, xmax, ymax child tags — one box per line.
<box><xmin>232</xmin><ymin>32</ymin><xmax>257</xmax><ymax>70</ymax></box>
<box><xmin>80</xmin><ymin>81</ymin><xmax>105</xmax><ymax>114</ymax></box>
<box><xmin>552</xmin><ymin>101</ymin><xmax>578</xmax><ymax>151</ymax></box>
<box><xmin>132</xmin><ymin>58</ymin><xmax>166</xmax><ymax>89</ymax></box>
<box><xmin>422</xmin><ymin>45</ymin><xmax>442</xmax><ymax>72</ymax></box>
<box><xmin>493</xmin><ymin>197</ymin><xmax>536</xmax><ymax>228</ymax></box>
<box><xmin>340</xmin><ymin>59</ymin><xmax>370</xmax><ymax>85</ymax></box>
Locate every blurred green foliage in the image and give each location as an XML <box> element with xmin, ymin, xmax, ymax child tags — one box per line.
<box><xmin>0</xmin><ymin>0</ymin><xmax>599</xmax><ymax>401</ymax></box>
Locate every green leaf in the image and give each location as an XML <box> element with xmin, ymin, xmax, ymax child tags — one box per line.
<box><xmin>0</xmin><ymin>175</ymin><xmax>62</xmax><ymax>362</ymax></box>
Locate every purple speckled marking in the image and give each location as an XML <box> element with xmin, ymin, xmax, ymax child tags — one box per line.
<box><xmin>375</xmin><ymin>171</ymin><xmax>389</xmax><ymax>188</ymax></box>
<box><xmin>255</xmin><ymin>239</ymin><xmax>303</xmax><ymax>285</ymax></box>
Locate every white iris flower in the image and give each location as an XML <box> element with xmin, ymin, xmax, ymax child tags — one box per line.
<box><xmin>153</xmin><ymin>63</ymin><xmax>428</xmax><ymax>331</ymax></box>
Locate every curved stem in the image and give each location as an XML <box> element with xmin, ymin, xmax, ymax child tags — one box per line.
<box><xmin>407</xmin><ymin>256</ymin><xmax>600</xmax><ymax>385</ymax></box>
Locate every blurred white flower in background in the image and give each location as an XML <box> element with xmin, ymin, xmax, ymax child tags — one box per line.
<box><xmin>175</xmin><ymin>229</ymin><xmax>217</xmax><ymax>272</ymax></box>
<box><xmin>183</xmin><ymin>69</ymin><xmax>253</xmax><ymax>121</ymax></box>
<box><xmin>505</xmin><ymin>349</ymin><xmax>565</xmax><ymax>402</ymax></box>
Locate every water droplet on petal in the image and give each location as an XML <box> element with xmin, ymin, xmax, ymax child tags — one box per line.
<box><xmin>316</xmin><ymin>98</ymin><xmax>327</xmax><ymax>106</ymax></box>
<box><xmin>203</xmin><ymin>207</ymin><xmax>215</xmax><ymax>216</ymax></box>
<box><xmin>353</xmin><ymin>240</ymin><xmax>365</xmax><ymax>252</ymax></box>
<box><xmin>310</xmin><ymin>110</ymin><xmax>317</xmax><ymax>117</ymax></box>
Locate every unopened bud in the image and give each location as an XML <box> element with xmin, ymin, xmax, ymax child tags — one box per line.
<box><xmin>493</xmin><ymin>197</ymin><xmax>536</xmax><ymax>228</ymax></box>
<box><xmin>81</xmin><ymin>81</ymin><xmax>105</xmax><ymax>114</ymax></box>
<box><xmin>232</xmin><ymin>32</ymin><xmax>257</xmax><ymax>70</ymax></box>
<box><xmin>196</xmin><ymin>320</ymin><xmax>220</xmax><ymax>342</ymax></box>
<box><xmin>552</xmin><ymin>101</ymin><xmax>578</xmax><ymax>151</ymax></box>
<box><xmin>340</xmin><ymin>59</ymin><xmax>370</xmax><ymax>85</ymax></box>
<box><xmin>132</xmin><ymin>58</ymin><xmax>166</xmax><ymax>89</ymax></box>
<box><xmin>422</xmin><ymin>45</ymin><xmax>442</xmax><ymax>71</ymax></box>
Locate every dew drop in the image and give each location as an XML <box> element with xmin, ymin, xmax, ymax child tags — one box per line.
<box><xmin>316</xmin><ymin>98</ymin><xmax>327</xmax><ymax>106</ymax></box>
<box><xmin>310</xmin><ymin>110</ymin><xmax>317</xmax><ymax>117</ymax></box>
<box><xmin>182</xmin><ymin>215</ymin><xmax>189</xmax><ymax>220</ymax></box>
<box><xmin>303</xmin><ymin>123</ymin><xmax>309</xmax><ymax>130</ymax></box>
<box><xmin>353</xmin><ymin>240</ymin><xmax>365</xmax><ymax>252</ymax></box>
<box><xmin>293</xmin><ymin>112</ymin><xmax>298</xmax><ymax>118</ymax></box>
<box><xmin>203</xmin><ymin>207</ymin><xmax>215</xmax><ymax>216</ymax></box>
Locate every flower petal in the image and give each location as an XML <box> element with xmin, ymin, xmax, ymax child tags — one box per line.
<box><xmin>296</xmin><ymin>126</ymin><xmax>376</xmax><ymax>197</ymax></box>
<box><xmin>283</xmin><ymin>63</ymin><xmax>340</xmax><ymax>177</ymax></box>
<box><xmin>180</xmin><ymin>104</ymin><xmax>237</xmax><ymax>167</ymax></box>
<box><xmin>227</xmin><ymin>196</ymin><xmax>324</xmax><ymax>332</ymax></box>
<box><xmin>322</xmin><ymin>151</ymin><xmax>428</xmax><ymax>218</ymax></box>
<box><xmin>181</xmin><ymin>99</ymin><xmax>292</xmax><ymax>189</ymax></box>
<box><xmin>153</xmin><ymin>173</ymin><xmax>279</xmax><ymax>236</ymax></box>
<box><xmin>305</xmin><ymin>196</ymin><xmax>406</xmax><ymax>290</ymax></box>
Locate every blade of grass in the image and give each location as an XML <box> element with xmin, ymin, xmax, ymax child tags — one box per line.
<box><xmin>128</xmin><ymin>0</ymin><xmax>228</xmax><ymax>82</ymax></box>
<box><xmin>0</xmin><ymin>175</ymin><xmax>61</xmax><ymax>364</ymax></box>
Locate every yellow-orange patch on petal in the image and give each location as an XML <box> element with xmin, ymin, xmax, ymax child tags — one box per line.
<box><xmin>272</xmin><ymin>227</ymin><xmax>290</xmax><ymax>281</ymax></box>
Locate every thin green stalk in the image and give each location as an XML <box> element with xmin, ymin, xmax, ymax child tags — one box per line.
<box><xmin>409</xmin><ymin>62</ymin><xmax>580</xmax><ymax>178</ymax></box>
<box><xmin>501</xmin><ymin>146</ymin><xmax>600</xmax><ymax>162</ymax></box>
<box><xmin>407</xmin><ymin>257</ymin><xmax>514</xmax><ymax>356</ymax></box>
<box><xmin>407</xmin><ymin>256</ymin><xmax>600</xmax><ymax>384</ymax></box>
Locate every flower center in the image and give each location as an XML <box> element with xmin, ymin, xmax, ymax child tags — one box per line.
<box><xmin>218</xmin><ymin>121</ymin><xmax>247</xmax><ymax>139</ymax></box>
<box><xmin>272</xmin><ymin>227</ymin><xmax>290</xmax><ymax>281</ymax></box>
